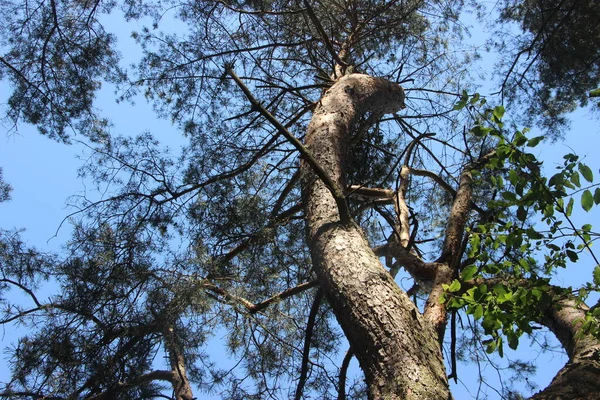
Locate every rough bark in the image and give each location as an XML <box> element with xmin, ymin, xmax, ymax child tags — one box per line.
<box><xmin>423</xmin><ymin>169</ymin><xmax>473</xmax><ymax>342</ymax></box>
<box><xmin>164</xmin><ymin>326</ymin><xmax>194</xmax><ymax>400</ymax></box>
<box><xmin>302</xmin><ymin>74</ymin><xmax>450</xmax><ymax>399</ymax></box>
<box><xmin>530</xmin><ymin>294</ymin><xmax>600</xmax><ymax>400</ymax></box>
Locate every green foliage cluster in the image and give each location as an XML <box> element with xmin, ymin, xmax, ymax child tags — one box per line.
<box><xmin>443</xmin><ymin>94</ymin><xmax>600</xmax><ymax>357</ymax></box>
<box><xmin>0</xmin><ymin>0</ymin><xmax>124</xmax><ymax>140</ymax></box>
<box><xmin>0</xmin><ymin>169</ymin><xmax>12</xmax><ymax>203</ymax></box>
<box><xmin>2</xmin><ymin>0</ymin><xmax>600</xmax><ymax>398</ymax></box>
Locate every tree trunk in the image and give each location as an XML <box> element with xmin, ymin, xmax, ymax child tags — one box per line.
<box><xmin>302</xmin><ymin>74</ymin><xmax>451</xmax><ymax>399</ymax></box>
<box><xmin>164</xmin><ymin>325</ymin><xmax>195</xmax><ymax>400</ymax></box>
<box><xmin>530</xmin><ymin>293</ymin><xmax>600</xmax><ymax>399</ymax></box>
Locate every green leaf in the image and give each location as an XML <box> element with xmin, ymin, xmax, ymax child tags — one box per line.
<box><xmin>595</xmin><ymin>188</ymin><xmax>600</xmax><ymax>205</ymax></box>
<box><xmin>448</xmin><ymin>280</ymin><xmax>461</xmax><ymax>293</ymax></box>
<box><xmin>497</xmin><ymin>337</ymin><xmax>504</xmax><ymax>358</ymax></box>
<box><xmin>473</xmin><ymin>304</ymin><xmax>484</xmax><ymax>320</ymax></box>
<box><xmin>453</xmin><ymin>90</ymin><xmax>469</xmax><ymax>110</ymax></box>
<box><xmin>482</xmin><ymin>315</ymin><xmax>498</xmax><ymax>332</ymax></box>
<box><xmin>507</xmin><ymin>332</ymin><xmax>519</xmax><ymax>350</ymax></box>
<box><xmin>519</xmin><ymin>321</ymin><xmax>533</xmax><ymax>334</ymax></box>
<box><xmin>502</xmin><ymin>191</ymin><xmax>517</xmax><ymax>202</ymax></box>
<box><xmin>582</xmin><ymin>190</ymin><xmax>594</xmax><ymax>212</ymax></box>
<box><xmin>508</xmin><ymin>169</ymin><xmax>519</xmax><ymax>186</ymax></box>
<box><xmin>549</xmin><ymin>173</ymin><xmax>564</xmax><ymax>188</ymax></box>
<box><xmin>493</xmin><ymin>284</ymin><xmax>508</xmax><ymax>296</ymax></box>
<box><xmin>525</xmin><ymin>227</ymin><xmax>543</xmax><ymax>240</ymax></box>
<box><xmin>471</xmin><ymin>125</ymin><xmax>491</xmax><ymax>137</ymax></box>
<box><xmin>566</xmin><ymin>250</ymin><xmax>578</xmax><ymax>263</ymax></box>
<box><xmin>566</xmin><ymin>197</ymin><xmax>574</xmax><ymax>217</ymax></box>
<box><xmin>453</xmin><ymin>102</ymin><xmax>466</xmax><ymax>111</ymax></box>
<box><xmin>513</xmin><ymin>131</ymin><xmax>527</xmax><ymax>147</ymax></box>
<box><xmin>476</xmin><ymin>284</ymin><xmax>488</xmax><ymax>296</ymax></box>
<box><xmin>449</xmin><ymin>297</ymin><xmax>465</xmax><ymax>308</ymax></box>
<box><xmin>484</xmin><ymin>339</ymin><xmax>496</xmax><ymax>354</ymax></box>
<box><xmin>518</xmin><ymin>258</ymin><xmax>530</xmax><ymax>272</ymax></box>
<box><xmin>547</xmin><ymin>243</ymin><xmax>560</xmax><ymax>252</ymax></box>
<box><xmin>571</xmin><ymin>171</ymin><xmax>581</xmax><ymax>188</ymax></box>
<box><xmin>496</xmin><ymin>175</ymin><xmax>504</xmax><ymax>189</ymax></box>
<box><xmin>461</xmin><ymin>265</ymin><xmax>478</xmax><ymax>281</ymax></box>
<box><xmin>470</xmin><ymin>93</ymin><xmax>481</xmax><ymax>104</ymax></box>
<box><xmin>493</xmin><ymin>105</ymin><xmax>505</xmax><ymax>120</ymax></box>
<box><xmin>593</xmin><ymin>265</ymin><xmax>600</xmax><ymax>286</ymax></box>
<box><xmin>526</xmin><ymin>136</ymin><xmax>544</xmax><ymax>147</ymax></box>
<box><xmin>578</xmin><ymin>163</ymin><xmax>594</xmax><ymax>183</ymax></box>
<box><xmin>516</xmin><ymin>206</ymin><xmax>527</xmax><ymax>222</ymax></box>
<box><xmin>496</xmin><ymin>144</ymin><xmax>511</xmax><ymax>159</ymax></box>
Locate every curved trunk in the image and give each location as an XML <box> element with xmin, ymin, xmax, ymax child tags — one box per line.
<box><xmin>302</xmin><ymin>74</ymin><xmax>450</xmax><ymax>399</ymax></box>
<box><xmin>530</xmin><ymin>294</ymin><xmax>600</xmax><ymax>399</ymax></box>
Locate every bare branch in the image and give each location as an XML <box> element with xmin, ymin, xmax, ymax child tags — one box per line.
<box><xmin>422</xmin><ymin>151</ymin><xmax>497</xmax><ymax>341</ymax></box>
<box><xmin>202</xmin><ymin>279</ymin><xmax>319</xmax><ymax>314</ymax></box>
<box><xmin>346</xmin><ymin>185</ymin><xmax>394</xmax><ymax>202</ymax></box>
<box><xmin>294</xmin><ymin>288</ymin><xmax>323</xmax><ymax>400</ymax></box>
<box><xmin>337</xmin><ymin>347</ymin><xmax>354</xmax><ymax>400</ymax></box>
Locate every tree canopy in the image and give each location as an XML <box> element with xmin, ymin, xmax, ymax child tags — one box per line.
<box><xmin>1</xmin><ymin>0</ymin><xmax>599</xmax><ymax>399</ymax></box>
<box><xmin>495</xmin><ymin>0</ymin><xmax>600</xmax><ymax>136</ymax></box>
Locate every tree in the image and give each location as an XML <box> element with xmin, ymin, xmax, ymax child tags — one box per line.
<box><xmin>1</xmin><ymin>0</ymin><xmax>599</xmax><ymax>399</ymax></box>
<box><xmin>494</xmin><ymin>0</ymin><xmax>600</xmax><ymax>136</ymax></box>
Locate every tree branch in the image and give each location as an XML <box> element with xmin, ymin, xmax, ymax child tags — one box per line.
<box><xmin>407</xmin><ymin>167</ymin><xmax>488</xmax><ymax>217</ymax></box>
<box><xmin>84</xmin><ymin>370</ymin><xmax>177</xmax><ymax>400</ymax></box>
<box><xmin>337</xmin><ymin>347</ymin><xmax>354</xmax><ymax>400</ymax></box>
<box><xmin>216</xmin><ymin>202</ymin><xmax>303</xmax><ymax>267</ymax></box>
<box><xmin>163</xmin><ymin>325</ymin><xmax>194</xmax><ymax>400</ymax></box>
<box><xmin>226</xmin><ymin>65</ymin><xmax>351</xmax><ymax>223</ymax></box>
<box><xmin>294</xmin><ymin>288</ymin><xmax>323</xmax><ymax>400</ymax></box>
<box><xmin>202</xmin><ymin>279</ymin><xmax>319</xmax><ymax>314</ymax></box>
<box><xmin>302</xmin><ymin>0</ymin><xmax>349</xmax><ymax>71</ymax></box>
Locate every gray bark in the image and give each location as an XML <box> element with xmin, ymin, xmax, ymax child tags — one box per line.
<box><xmin>531</xmin><ymin>294</ymin><xmax>600</xmax><ymax>399</ymax></box>
<box><xmin>164</xmin><ymin>326</ymin><xmax>195</xmax><ymax>400</ymax></box>
<box><xmin>302</xmin><ymin>74</ymin><xmax>450</xmax><ymax>399</ymax></box>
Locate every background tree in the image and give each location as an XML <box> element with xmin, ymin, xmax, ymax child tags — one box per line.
<box><xmin>1</xmin><ymin>0</ymin><xmax>599</xmax><ymax>399</ymax></box>
<box><xmin>494</xmin><ymin>0</ymin><xmax>600</xmax><ymax>136</ymax></box>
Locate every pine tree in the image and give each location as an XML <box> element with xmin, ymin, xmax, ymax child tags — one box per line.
<box><xmin>1</xmin><ymin>1</ymin><xmax>599</xmax><ymax>399</ymax></box>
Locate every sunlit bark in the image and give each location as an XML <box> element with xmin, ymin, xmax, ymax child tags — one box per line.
<box><xmin>302</xmin><ymin>74</ymin><xmax>450</xmax><ymax>399</ymax></box>
<box><xmin>531</xmin><ymin>293</ymin><xmax>600</xmax><ymax>399</ymax></box>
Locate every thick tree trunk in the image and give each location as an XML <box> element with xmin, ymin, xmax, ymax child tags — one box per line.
<box><xmin>530</xmin><ymin>294</ymin><xmax>600</xmax><ymax>399</ymax></box>
<box><xmin>302</xmin><ymin>74</ymin><xmax>450</xmax><ymax>399</ymax></box>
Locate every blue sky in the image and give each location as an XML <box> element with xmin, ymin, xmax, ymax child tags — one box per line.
<box><xmin>1</xmin><ymin>7</ymin><xmax>600</xmax><ymax>399</ymax></box>
<box><xmin>2</xmin><ymin>86</ymin><xmax>599</xmax><ymax>400</ymax></box>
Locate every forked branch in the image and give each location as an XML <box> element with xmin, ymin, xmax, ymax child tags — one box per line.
<box><xmin>202</xmin><ymin>279</ymin><xmax>319</xmax><ymax>314</ymax></box>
